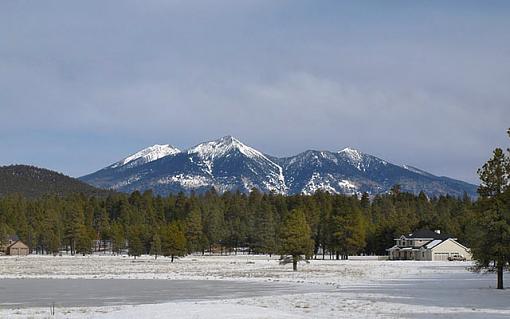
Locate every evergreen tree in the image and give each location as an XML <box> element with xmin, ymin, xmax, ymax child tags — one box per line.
<box><xmin>185</xmin><ymin>208</ymin><xmax>203</xmax><ymax>253</ymax></box>
<box><xmin>110</xmin><ymin>222</ymin><xmax>125</xmax><ymax>255</ymax></box>
<box><xmin>253</xmin><ymin>202</ymin><xmax>277</xmax><ymax>255</ymax></box>
<box><xmin>278</xmin><ymin>209</ymin><xmax>314</xmax><ymax>271</ymax></box>
<box><xmin>150</xmin><ymin>232</ymin><xmax>162</xmax><ymax>259</ymax></box>
<box><xmin>329</xmin><ymin>197</ymin><xmax>367</xmax><ymax>259</ymax></box>
<box><xmin>162</xmin><ymin>222</ymin><xmax>187</xmax><ymax>262</ymax></box>
<box><xmin>75</xmin><ymin>225</ymin><xmax>92</xmax><ymax>256</ymax></box>
<box><xmin>128</xmin><ymin>227</ymin><xmax>144</xmax><ymax>259</ymax></box>
<box><xmin>471</xmin><ymin>132</ymin><xmax>510</xmax><ymax>289</ymax></box>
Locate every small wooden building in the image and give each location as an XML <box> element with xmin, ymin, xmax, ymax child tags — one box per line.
<box><xmin>6</xmin><ymin>240</ymin><xmax>29</xmax><ymax>256</ymax></box>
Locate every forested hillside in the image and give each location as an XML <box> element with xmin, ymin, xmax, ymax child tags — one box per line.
<box><xmin>0</xmin><ymin>165</ymin><xmax>112</xmax><ymax>198</ymax></box>
<box><xmin>0</xmin><ymin>187</ymin><xmax>477</xmax><ymax>258</ymax></box>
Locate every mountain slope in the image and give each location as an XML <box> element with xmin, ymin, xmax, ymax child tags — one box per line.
<box><xmin>0</xmin><ymin>165</ymin><xmax>112</xmax><ymax>198</ymax></box>
<box><xmin>278</xmin><ymin>148</ymin><xmax>476</xmax><ymax>197</ymax></box>
<box><xmin>111</xmin><ymin>144</ymin><xmax>180</xmax><ymax>169</ymax></box>
<box><xmin>80</xmin><ymin>137</ymin><xmax>478</xmax><ymax>197</ymax></box>
<box><xmin>82</xmin><ymin>136</ymin><xmax>287</xmax><ymax>196</ymax></box>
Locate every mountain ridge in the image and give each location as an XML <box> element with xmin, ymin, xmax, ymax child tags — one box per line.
<box><xmin>80</xmin><ymin>136</ymin><xmax>478</xmax><ymax>198</ymax></box>
<box><xmin>0</xmin><ymin>165</ymin><xmax>113</xmax><ymax>198</ymax></box>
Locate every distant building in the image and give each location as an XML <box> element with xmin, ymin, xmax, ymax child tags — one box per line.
<box><xmin>387</xmin><ymin>229</ymin><xmax>471</xmax><ymax>261</ymax></box>
<box><xmin>6</xmin><ymin>240</ymin><xmax>29</xmax><ymax>256</ymax></box>
<box><xmin>1</xmin><ymin>235</ymin><xmax>29</xmax><ymax>256</ymax></box>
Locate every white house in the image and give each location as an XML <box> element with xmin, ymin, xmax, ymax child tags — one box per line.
<box><xmin>387</xmin><ymin>229</ymin><xmax>471</xmax><ymax>261</ymax></box>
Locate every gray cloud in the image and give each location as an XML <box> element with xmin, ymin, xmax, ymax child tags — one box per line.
<box><xmin>1</xmin><ymin>1</ymin><xmax>509</xmax><ymax>184</ymax></box>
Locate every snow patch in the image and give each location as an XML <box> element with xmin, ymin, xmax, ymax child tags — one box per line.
<box><xmin>157</xmin><ymin>174</ymin><xmax>211</xmax><ymax>188</ymax></box>
<box><xmin>338</xmin><ymin>147</ymin><xmax>365</xmax><ymax>171</ymax></box>
<box><xmin>112</xmin><ymin>144</ymin><xmax>180</xmax><ymax>168</ymax></box>
<box><xmin>111</xmin><ymin>175</ymin><xmax>142</xmax><ymax>189</ymax></box>
<box><xmin>338</xmin><ymin>179</ymin><xmax>357</xmax><ymax>190</ymax></box>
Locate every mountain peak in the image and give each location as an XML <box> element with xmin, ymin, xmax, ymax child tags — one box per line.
<box><xmin>188</xmin><ymin>136</ymin><xmax>262</xmax><ymax>160</ymax></box>
<box><xmin>218</xmin><ymin>135</ymin><xmax>239</xmax><ymax>143</ymax></box>
<box><xmin>339</xmin><ymin>147</ymin><xmax>362</xmax><ymax>154</ymax></box>
<box><xmin>111</xmin><ymin>144</ymin><xmax>180</xmax><ymax>168</ymax></box>
<box><xmin>338</xmin><ymin>147</ymin><xmax>363</xmax><ymax>161</ymax></box>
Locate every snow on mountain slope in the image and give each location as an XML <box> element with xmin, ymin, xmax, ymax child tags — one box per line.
<box><xmin>111</xmin><ymin>144</ymin><xmax>180</xmax><ymax>169</ymax></box>
<box><xmin>337</xmin><ymin>147</ymin><xmax>387</xmax><ymax>172</ymax></box>
<box><xmin>80</xmin><ymin>138</ymin><xmax>478</xmax><ymax>198</ymax></box>
<box><xmin>185</xmin><ymin>136</ymin><xmax>286</xmax><ymax>193</ymax></box>
<box><xmin>188</xmin><ymin>136</ymin><xmax>264</xmax><ymax>162</ymax></box>
<box><xmin>402</xmin><ymin>165</ymin><xmax>435</xmax><ymax>178</ymax></box>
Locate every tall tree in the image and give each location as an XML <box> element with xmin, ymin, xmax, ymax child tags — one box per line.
<box><xmin>75</xmin><ymin>225</ymin><xmax>92</xmax><ymax>256</ymax></box>
<box><xmin>128</xmin><ymin>227</ymin><xmax>144</xmax><ymax>259</ymax></box>
<box><xmin>278</xmin><ymin>209</ymin><xmax>314</xmax><ymax>271</ymax></box>
<box><xmin>150</xmin><ymin>232</ymin><xmax>162</xmax><ymax>259</ymax></box>
<box><xmin>329</xmin><ymin>197</ymin><xmax>367</xmax><ymax>259</ymax></box>
<box><xmin>162</xmin><ymin>222</ymin><xmax>187</xmax><ymax>262</ymax></box>
<box><xmin>253</xmin><ymin>202</ymin><xmax>277</xmax><ymax>255</ymax></box>
<box><xmin>471</xmin><ymin>129</ymin><xmax>510</xmax><ymax>289</ymax></box>
<box><xmin>110</xmin><ymin>222</ymin><xmax>125</xmax><ymax>255</ymax></box>
<box><xmin>185</xmin><ymin>208</ymin><xmax>203</xmax><ymax>253</ymax></box>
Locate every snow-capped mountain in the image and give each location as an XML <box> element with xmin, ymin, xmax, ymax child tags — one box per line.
<box><xmin>80</xmin><ymin>137</ymin><xmax>478</xmax><ymax>197</ymax></box>
<box><xmin>111</xmin><ymin>144</ymin><xmax>180</xmax><ymax>169</ymax></box>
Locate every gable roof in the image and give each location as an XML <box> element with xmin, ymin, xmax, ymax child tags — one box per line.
<box><xmin>430</xmin><ymin>238</ymin><xmax>470</xmax><ymax>252</ymax></box>
<box><xmin>6</xmin><ymin>240</ymin><xmax>28</xmax><ymax>249</ymax></box>
<box><xmin>406</xmin><ymin>229</ymin><xmax>452</xmax><ymax>240</ymax></box>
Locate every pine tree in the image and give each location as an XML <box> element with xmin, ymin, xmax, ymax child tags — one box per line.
<box><xmin>253</xmin><ymin>203</ymin><xmax>277</xmax><ymax>255</ymax></box>
<box><xmin>110</xmin><ymin>222</ymin><xmax>125</xmax><ymax>255</ymax></box>
<box><xmin>162</xmin><ymin>222</ymin><xmax>187</xmax><ymax>262</ymax></box>
<box><xmin>472</xmin><ymin>133</ymin><xmax>510</xmax><ymax>289</ymax></box>
<box><xmin>185</xmin><ymin>208</ymin><xmax>203</xmax><ymax>253</ymax></box>
<box><xmin>150</xmin><ymin>232</ymin><xmax>162</xmax><ymax>259</ymax></box>
<box><xmin>128</xmin><ymin>228</ymin><xmax>144</xmax><ymax>259</ymax></box>
<box><xmin>278</xmin><ymin>209</ymin><xmax>314</xmax><ymax>271</ymax></box>
<box><xmin>329</xmin><ymin>197</ymin><xmax>367</xmax><ymax>259</ymax></box>
<box><xmin>75</xmin><ymin>225</ymin><xmax>92</xmax><ymax>256</ymax></box>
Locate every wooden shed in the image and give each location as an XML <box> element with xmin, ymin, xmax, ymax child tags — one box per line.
<box><xmin>6</xmin><ymin>240</ymin><xmax>29</xmax><ymax>256</ymax></box>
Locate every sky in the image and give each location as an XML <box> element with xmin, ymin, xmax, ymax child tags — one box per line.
<box><xmin>1</xmin><ymin>1</ymin><xmax>509</xmax><ymax>184</ymax></box>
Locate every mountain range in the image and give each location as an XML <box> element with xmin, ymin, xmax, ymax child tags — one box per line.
<box><xmin>80</xmin><ymin>136</ymin><xmax>478</xmax><ymax>198</ymax></box>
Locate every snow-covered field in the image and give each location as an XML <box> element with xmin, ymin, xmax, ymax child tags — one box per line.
<box><xmin>0</xmin><ymin>254</ymin><xmax>509</xmax><ymax>318</ymax></box>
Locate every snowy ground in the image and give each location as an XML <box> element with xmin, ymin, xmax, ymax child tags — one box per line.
<box><xmin>0</xmin><ymin>254</ymin><xmax>509</xmax><ymax>318</ymax></box>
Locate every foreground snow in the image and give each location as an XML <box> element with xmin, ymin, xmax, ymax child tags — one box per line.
<box><xmin>0</xmin><ymin>254</ymin><xmax>509</xmax><ymax>318</ymax></box>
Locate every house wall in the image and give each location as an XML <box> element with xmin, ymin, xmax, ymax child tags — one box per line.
<box><xmin>414</xmin><ymin>249</ymin><xmax>428</xmax><ymax>261</ymax></box>
<box><xmin>430</xmin><ymin>239</ymin><xmax>471</xmax><ymax>261</ymax></box>
<box><xmin>7</xmin><ymin>242</ymin><xmax>29</xmax><ymax>256</ymax></box>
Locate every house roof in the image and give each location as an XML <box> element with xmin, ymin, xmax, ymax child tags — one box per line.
<box><xmin>406</xmin><ymin>229</ymin><xmax>452</xmax><ymax>240</ymax></box>
<box><xmin>424</xmin><ymin>239</ymin><xmax>443</xmax><ymax>249</ymax></box>
<box><xmin>6</xmin><ymin>240</ymin><xmax>28</xmax><ymax>249</ymax></box>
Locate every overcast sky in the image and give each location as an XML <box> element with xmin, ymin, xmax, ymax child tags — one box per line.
<box><xmin>1</xmin><ymin>1</ymin><xmax>509</xmax><ymax>184</ymax></box>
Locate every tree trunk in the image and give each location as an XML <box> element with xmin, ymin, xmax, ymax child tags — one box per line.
<box><xmin>336</xmin><ymin>251</ymin><xmax>340</xmax><ymax>260</ymax></box>
<box><xmin>292</xmin><ymin>256</ymin><xmax>298</xmax><ymax>271</ymax></box>
<box><xmin>497</xmin><ymin>264</ymin><xmax>504</xmax><ymax>289</ymax></box>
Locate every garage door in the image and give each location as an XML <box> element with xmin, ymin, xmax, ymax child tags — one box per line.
<box><xmin>434</xmin><ymin>253</ymin><xmax>449</xmax><ymax>261</ymax></box>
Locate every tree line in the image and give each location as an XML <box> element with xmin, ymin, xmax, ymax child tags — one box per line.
<box><xmin>0</xmin><ymin>186</ymin><xmax>477</xmax><ymax>260</ymax></box>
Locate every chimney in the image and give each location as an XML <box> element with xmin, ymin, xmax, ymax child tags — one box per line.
<box><xmin>435</xmin><ymin>229</ymin><xmax>441</xmax><ymax>234</ymax></box>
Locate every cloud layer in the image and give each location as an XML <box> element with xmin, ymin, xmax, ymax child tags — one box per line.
<box><xmin>1</xmin><ymin>1</ymin><xmax>509</xmax><ymax>183</ymax></box>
